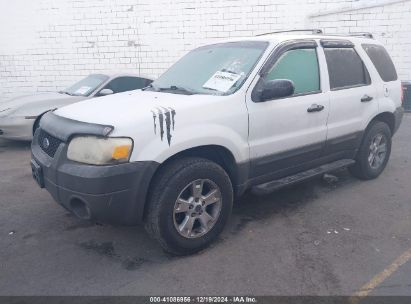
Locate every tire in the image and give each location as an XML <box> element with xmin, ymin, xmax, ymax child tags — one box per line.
<box><xmin>349</xmin><ymin>121</ymin><xmax>392</xmax><ymax>180</ymax></box>
<box><xmin>144</xmin><ymin>157</ymin><xmax>233</xmax><ymax>255</ymax></box>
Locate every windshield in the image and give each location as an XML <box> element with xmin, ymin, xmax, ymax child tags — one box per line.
<box><xmin>147</xmin><ymin>41</ymin><xmax>268</xmax><ymax>95</ymax></box>
<box><xmin>61</xmin><ymin>74</ymin><xmax>109</xmax><ymax>96</ymax></box>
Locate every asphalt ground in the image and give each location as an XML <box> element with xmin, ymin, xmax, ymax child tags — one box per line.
<box><xmin>0</xmin><ymin>115</ymin><xmax>410</xmax><ymax>297</ymax></box>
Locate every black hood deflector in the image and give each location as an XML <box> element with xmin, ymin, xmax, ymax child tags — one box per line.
<box><xmin>39</xmin><ymin>112</ymin><xmax>114</xmax><ymax>142</ymax></box>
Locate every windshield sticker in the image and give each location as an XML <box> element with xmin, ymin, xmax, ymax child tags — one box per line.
<box><xmin>74</xmin><ymin>86</ymin><xmax>92</xmax><ymax>95</ymax></box>
<box><xmin>151</xmin><ymin>107</ymin><xmax>176</xmax><ymax>146</ymax></box>
<box><xmin>224</xmin><ymin>60</ymin><xmax>245</xmax><ymax>75</ymax></box>
<box><xmin>203</xmin><ymin>71</ymin><xmax>242</xmax><ymax>93</ymax></box>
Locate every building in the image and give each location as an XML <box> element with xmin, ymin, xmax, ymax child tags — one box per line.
<box><xmin>0</xmin><ymin>0</ymin><xmax>410</xmax><ymax>102</ymax></box>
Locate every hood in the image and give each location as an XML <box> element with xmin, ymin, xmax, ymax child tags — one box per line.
<box><xmin>0</xmin><ymin>92</ymin><xmax>86</xmax><ymax>117</ymax></box>
<box><xmin>55</xmin><ymin>90</ymin><xmax>225</xmax><ymax>127</ymax></box>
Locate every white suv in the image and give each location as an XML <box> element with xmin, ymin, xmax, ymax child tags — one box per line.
<box><xmin>31</xmin><ymin>31</ymin><xmax>404</xmax><ymax>255</ymax></box>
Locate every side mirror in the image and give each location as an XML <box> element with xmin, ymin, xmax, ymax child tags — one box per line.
<box><xmin>258</xmin><ymin>79</ymin><xmax>295</xmax><ymax>102</ymax></box>
<box><xmin>98</xmin><ymin>89</ymin><xmax>114</xmax><ymax>96</ymax></box>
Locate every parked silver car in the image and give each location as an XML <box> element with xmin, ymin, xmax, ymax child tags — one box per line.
<box><xmin>0</xmin><ymin>73</ymin><xmax>153</xmax><ymax>140</ymax></box>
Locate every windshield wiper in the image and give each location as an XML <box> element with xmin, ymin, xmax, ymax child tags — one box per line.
<box><xmin>58</xmin><ymin>90</ymin><xmax>75</xmax><ymax>96</ymax></box>
<box><xmin>142</xmin><ymin>83</ymin><xmax>159</xmax><ymax>92</ymax></box>
<box><xmin>202</xmin><ymin>87</ymin><xmax>225</xmax><ymax>95</ymax></box>
<box><xmin>156</xmin><ymin>85</ymin><xmax>198</xmax><ymax>95</ymax></box>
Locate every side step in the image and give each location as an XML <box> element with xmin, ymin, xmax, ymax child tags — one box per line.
<box><xmin>251</xmin><ymin>159</ymin><xmax>355</xmax><ymax>195</ymax></box>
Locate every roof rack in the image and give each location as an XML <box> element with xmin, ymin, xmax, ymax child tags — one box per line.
<box><xmin>255</xmin><ymin>29</ymin><xmax>374</xmax><ymax>39</ymax></box>
<box><xmin>323</xmin><ymin>32</ymin><xmax>374</xmax><ymax>39</ymax></box>
<box><xmin>347</xmin><ymin>32</ymin><xmax>374</xmax><ymax>39</ymax></box>
<box><xmin>256</xmin><ymin>29</ymin><xmax>323</xmax><ymax>36</ymax></box>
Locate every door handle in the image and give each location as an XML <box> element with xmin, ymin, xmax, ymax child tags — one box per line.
<box><xmin>361</xmin><ymin>95</ymin><xmax>373</xmax><ymax>102</ymax></box>
<box><xmin>307</xmin><ymin>104</ymin><xmax>324</xmax><ymax>113</ymax></box>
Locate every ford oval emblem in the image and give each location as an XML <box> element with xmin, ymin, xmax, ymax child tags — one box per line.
<box><xmin>42</xmin><ymin>138</ymin><xmax>50</xmax><ymax>149</ymax></box>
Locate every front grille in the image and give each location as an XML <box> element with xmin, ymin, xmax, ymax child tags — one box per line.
<box><xmin>38</xmin><ymin>129</ymin><xmax>63</xmax><ymax>158</ymax></box>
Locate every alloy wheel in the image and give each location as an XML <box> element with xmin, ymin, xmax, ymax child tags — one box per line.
<box><xmin>173</xmin><ymin>179</ymin><xmax>222</xmax><ymax>238</ymax></box>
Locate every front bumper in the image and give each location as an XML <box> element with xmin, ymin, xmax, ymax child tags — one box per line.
<box><xmin>31</xmin><ymin>126</ymin><xmax>158</xmax><ymax>225</ymax></box>
<box><xmin>0</xmin><ymin>116</ymin><xmax>35</xmax><ymax>141</ymax></box>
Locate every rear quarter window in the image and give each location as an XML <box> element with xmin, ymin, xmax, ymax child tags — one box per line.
<box><xmin>362</xmin><ymin>44</ymin><xmax>398</xmax><ymax>82</ymax></box>
<box><xmin>324</xmin><ymin>47</ymin><xmax>371</xmax><ymax>90</ymax></box>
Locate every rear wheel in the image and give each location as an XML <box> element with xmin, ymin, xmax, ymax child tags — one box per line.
<box><xmin>349</xmin><ymin>121</ymin><xmax>392</xmax><ymax>180</ymax></box>
<box><xmin>145</xmin><ymin>157</ymin><xmax>233</xmax><ymax>255</ymax></box>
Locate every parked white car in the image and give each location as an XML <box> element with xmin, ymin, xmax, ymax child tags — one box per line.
<box><xmin>31</xmin><ymin>31</ymin><xmax>404</xmax><ymax>255</ymax></box>
<box><xmin>0</xmin><ymin>73</ymin><xmax>152</xmax><ymax>140</ymax></box>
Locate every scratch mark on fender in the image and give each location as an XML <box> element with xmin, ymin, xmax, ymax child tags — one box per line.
<box><xmin>169</xmin><ymin>107</ymin><xmax>176</xmax><ymax>130</ymax></box>
<box><xmin>150</xmin><ymin>110</ymin><xmax>157</xmax><ymax>134</ymax></box>
<box><xmin>156</xmin><ymin>107</ymin><xmax>164</xmax><ymax>141</ymax></box>
<box><xmin>151</xmin><ymin>107</ymin><xmax>176</xmax><ymax>145</ymax></box>
<box><xmin>162</xmin><ymin>107</ymin><xmax>172</xmax><ymax>146</ymax></box>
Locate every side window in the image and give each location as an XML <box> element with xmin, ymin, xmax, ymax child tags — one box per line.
<box><xmin>362</xmin><ymin>44</ymin><xmax>397</xmax><ymax>82</ymax></box>
<box><xmin>324</xmin><ymin>48</ymin><xmax>371</xmax><ymax>90</ymax></box>
<box><xmin>104</xmin><ymin>77</ymin><xmax>151</xmax><ymax>93</ymax></box>
<box><xmin>265</xmin><ymin>48</ymin><xmax>320</xmax><ymax>95</ymax></box>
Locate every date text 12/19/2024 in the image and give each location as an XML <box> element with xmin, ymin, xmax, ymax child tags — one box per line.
<box><xmin>149</xmin><ymin>296</ymin><xmax>257</xmax><ymax>303</ymax></box>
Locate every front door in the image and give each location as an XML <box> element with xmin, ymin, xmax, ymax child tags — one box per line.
<box><xmin>246</xmin><ymin>40</ymin><xmax>329</xmax><ymax>181</ymax></box>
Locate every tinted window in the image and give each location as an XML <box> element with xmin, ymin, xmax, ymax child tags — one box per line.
<box><xmin>265</xmin><ymin>48</ymin><xmax>320</xmax><ymax>95</ymax></box>
<box><xmin>324</xmin><ymin>48</ymin><xmax>371</xmax><ymax>90</ymax></box>
<box><xmin>362</xmin><ymin>44</ymin><xmax>397</xmax><ymax>82</ymax></box>
<box><xmin>105</xmin><ymin>77</ymin><xmax>152</xmax><ymax>93</ymax></box>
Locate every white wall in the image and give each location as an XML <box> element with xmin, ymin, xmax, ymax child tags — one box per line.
<box><xmin>0</xmin><ymin>0</ymin><xmax>410</xmax><ymax>103</ymax></box>
<box><xmin>309</xmin><ymin>0</ymin><xmax>411</xmax><ymax>82</ymax></box>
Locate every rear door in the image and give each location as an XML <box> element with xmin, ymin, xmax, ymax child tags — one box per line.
<box><xmin>362</xmin><ymin>43</ymin><xmax>401</xmax><ymax>112</ymax></box>
<box><xmin>246</xmin><ymin>40</ymin><xmax>330</xmax><ymax>181</ymax></box>
<box><xmin>322</xmin><ymin>40</ymin><xmax>378</xmax><ymax>157</ymax></box>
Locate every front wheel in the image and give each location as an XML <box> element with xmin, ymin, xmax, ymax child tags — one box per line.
<box><xmin>145</xmin><ymin>157</ymin><xmax>233</xmax><ymax>255</ymax></box>
<box><xmin>349</xmin><ymin>121</ymin><xmax>392</xmax><ymax>180</ymax></box>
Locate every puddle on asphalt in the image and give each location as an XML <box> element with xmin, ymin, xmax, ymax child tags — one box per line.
<box><xmin>80</xmin><ymin>240</ymin><xmax>119</xmax><ymax>259</ymax></box>
<box><xmin>79</xmin><ymin>240</ymin><xmax>156</xmax><ymax>271</ymax></box>
<box><xmin>65</xmin><ymin>221</ymin><xmax>101</xmax><ymax>231</ymax></box>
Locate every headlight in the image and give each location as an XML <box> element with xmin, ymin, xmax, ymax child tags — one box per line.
<box><xmin>67</xmin><ymin>136</ymin><xmax>133</xmax><ymax>165</ymax></box>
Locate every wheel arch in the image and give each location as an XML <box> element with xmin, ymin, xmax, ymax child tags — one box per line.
<box><xmin>32</xmin><ymin>110</ymin><xmax>52</xmax><ymax>135</ymax></box>
<box><xmin>152</xmin><ymin>144</ymin><xmax>243</xmax><ymax>191</ymax></box>
<box><xmin>367</xmin><ymin>111</ymin><xmax>395</xmax><ymax>135</ymax></box>
<box><xmin>355</xmin><ymin>111</ymin><xmax>395</xmax><ymax>159</ymax></box>
<box><xmin>142</xmin><ymin>144</ymin><xmax>247</xmax><ymax>220</ymax></box>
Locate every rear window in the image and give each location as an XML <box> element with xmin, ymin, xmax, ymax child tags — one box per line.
<box><xmin>324</xmin><ymin>48</ymin><xmax>371</xmax><ymax>90</ymax></box>
<box><xmin>362</xmin><ymin>44</ymin><xmax>397</xmax><ymax>82</ymax></box>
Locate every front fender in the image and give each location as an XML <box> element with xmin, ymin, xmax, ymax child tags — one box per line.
<box><xmin>133</xmin><ymin>123</ymin><xmax>249</xmax><ymax>164</ymax></box>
